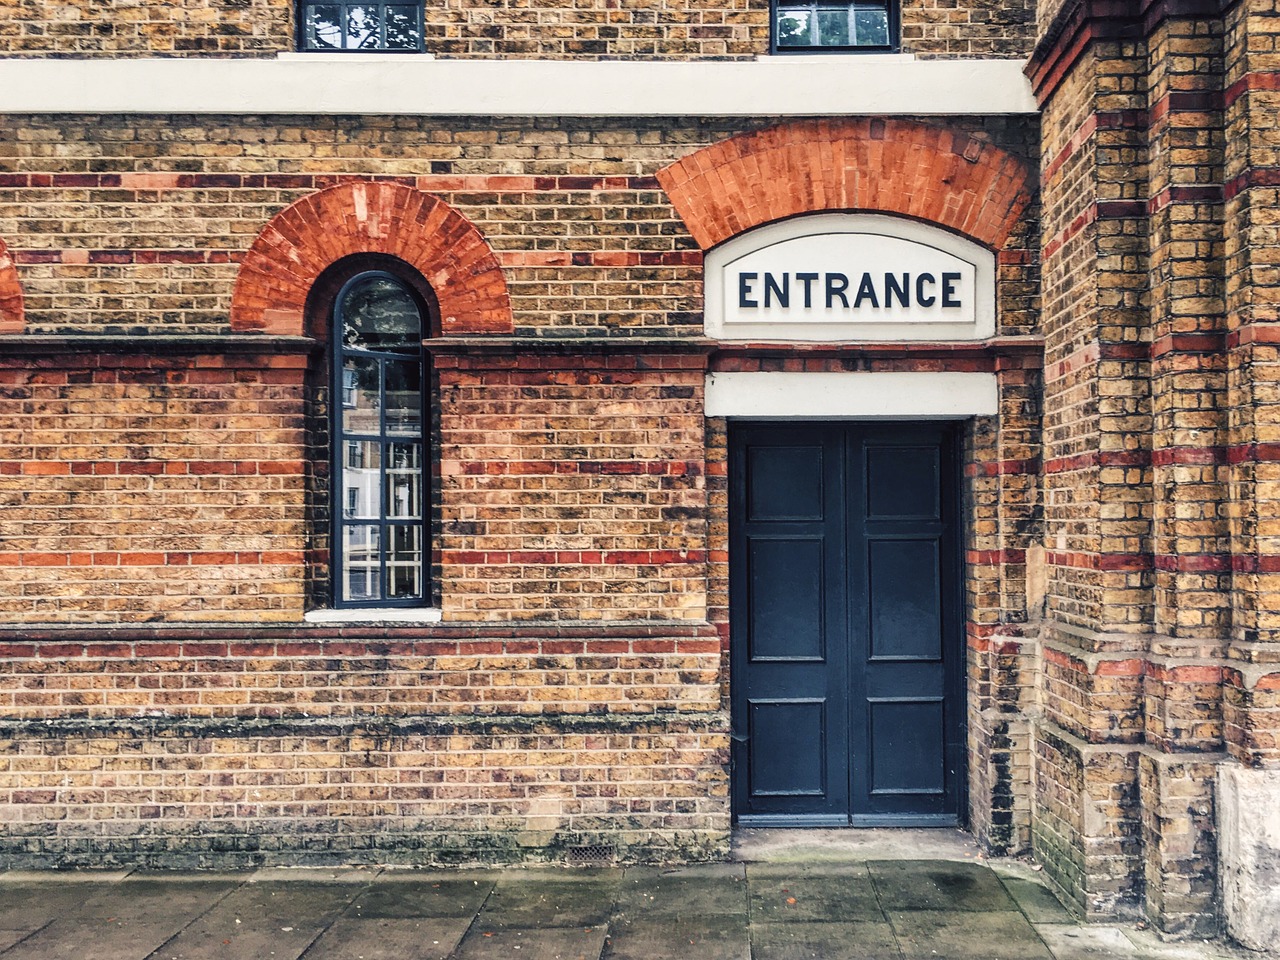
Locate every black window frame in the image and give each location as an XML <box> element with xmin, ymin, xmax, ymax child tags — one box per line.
<box><xmin>329</xmin><ymin>269</ymin><xmax>430</xmax><ymax>609</ymax></box>
<box><xmin>297</xmin><ymin>1</ymin><xmax>426</xmax><ymax>53</ymax></box>
<box><xmin>770</xmin><ymin>0</ymin><xmax>900</xmax><ymax>54</ymax></box>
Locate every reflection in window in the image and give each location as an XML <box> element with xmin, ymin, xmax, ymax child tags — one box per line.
<box><xmin>300</xmin><ymin>2</ymin><xmax>423</xmax><ymax>52</ymax></box>
<box><xmin>332</xmin><ymin>271</ymin><xmax>426</xmax><ymax>606</ymax></box>
<box><xmin>774</xmin><ymin>0</ymin><xmax>894</xmax><ymax>49</ymax></box>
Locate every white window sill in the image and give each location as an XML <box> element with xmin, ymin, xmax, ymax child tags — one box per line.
<box><xmin>0</xmin><ymin>58</ymin><xmax>1039</xmax><ymax>116</ymax></box>
<box><xmin>304</xmin><ymin>607</ymin><xmax>443</xmax><ymax>624</ymax></box>
<box><xmin>276</xmin><ymin>52</ymin><xmax>436</xmax><ymax>61</ymax></box>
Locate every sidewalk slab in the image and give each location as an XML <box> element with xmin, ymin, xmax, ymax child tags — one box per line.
<box><xmin>345</xmin><ymin>876</ymin><xmax>495</xmax><ymax>919</ymax></box>
<box><xmin>77</xmin><ymin>878</ymin><xmax>240</xmax><ymax>920</ymax></box>
<box><xmin>4</xmin><ymin>918</ymin><xmax>186</xmax><ymax>960</ymax></box>
<box><xmin>607</xmin><ymin>916</ymin><xmax>750</xmax><ymax>960</ymax></box>
<box><xmin>473</xmin><ymin>870</ymin><xmax>620</xmax><ymax>929</ymax></box>
<box><xmin>301</xmin><ymin>917</ymin><xmax>469</xmax><ymax>960</ymax></box>
<box><xmin>999</xmin><ymin>875</ymin><xmax>1076</xmax><ymax>924</ymax></box>
<box><xmin>616</xmin><ymin>865</ymin><xmax>747</xmax><ymax>923</ymax></box>
<box><xmin>1033</xmin><ymin>924</ymin><xmax>1141</xmax><ymax>959</ymax></box>
<box><xmin>453</xmin><ymin>925</ymin><xmax>608</xmax><ymax>960</ymax></box>
<box><xmin>888</xmin><ymin>909</ymin><xmax>1053</xmax><ymax>960</ymax></box>
<box><xmin>871</xmin><ymin>860</ymin><xmax>1020</xmax><ymax>912</ymax></box>
<box><xmin>747</xmin><ymin>864</ymin><xmax>881</xmax><ymax>923</ymax></box>
<box><xmin>750</xmin><ymin>920</ymin><xmax>900</xmax><ymax>960</ymax></box>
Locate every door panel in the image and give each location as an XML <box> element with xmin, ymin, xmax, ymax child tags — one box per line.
<box><xmin>731</xmin><ymin>421</ymin><xmax>963</xmax><ymax>825</ymax></box>
<box><xmin>748</xmin><ymin>700</ymin><xmax>828</xmax><ymax>796</ymax></box>
<box><xmin>748</xmin><ymin>537</ymin><xmax>826</xmax><ymax>661</ymax></box>
<box><xmin>868</xmin><ymin>699</ymin><xmax>946</xmax><ymax>794</ymax></box>
<box><xmin>868</xmin><ymin>538</ymin><xmax>942</xmax><ymax>660</ymax></box>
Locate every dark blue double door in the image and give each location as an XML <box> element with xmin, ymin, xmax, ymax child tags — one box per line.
<box><xmin>730</xmin><ymin>422</ymin><xmax>964</xmax><ymax>825</ymax></box>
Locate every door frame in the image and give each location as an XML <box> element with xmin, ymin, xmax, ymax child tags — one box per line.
<box><xmin>727</xmin><ymin>418</ymin><xmax>970</xmax><ymax>828</ymax></box>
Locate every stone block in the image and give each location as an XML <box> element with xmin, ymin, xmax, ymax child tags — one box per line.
<box><xmin>1218</xmin><ymin>763</ymin><xmax>1280</xmax><ymax>951</ymax></box>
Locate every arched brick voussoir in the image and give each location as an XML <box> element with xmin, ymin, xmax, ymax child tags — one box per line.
<box><xmin>656</xmin><ymin>119</ymin><xmax>1035</xmax><ymax>253</ymax></box>
<box><xmin>0</xmin><ymin>237</ymin><xmax>25</xmax><ymax>334</ymax></box>
<box><xmin>230</xmin><ymin>181</ymin><xmax>513</xmax><ymax>336</ymax></box>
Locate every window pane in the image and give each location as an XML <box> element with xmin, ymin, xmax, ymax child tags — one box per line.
<box><xmin>343</xmin><ymin>441</ymin><xmax>381</xmax><ymax>519</ymax></box>
<box><xmin>386</xmin><ymin>443</ymin><xmax>422</xmax><ymax>519</ymax></box>
<box><xmin>775</xmin><ymin>9</ymin><xmax>811</xmax><ymax>46</ymax></box>
<box><xmin>385</xmin><ymin>360</ymin><xmax>422</xmax><ymax>436</ymax></box>
<box><xmin>852</xmin><ymin>6</ymin><xmax>890</xmax><ymax>45</ymax></box>
<box><xmin>385</xmin><ymin>6</ymin><xmax>420</xmax><ymax>48</ymax></box>
<box><xmin>345</xmin><ymin>4</ymin><xmax>381</xmax><ymax>48</ymax></box>
<box><xmin>342</xmin><ymin>356</ymin><xmax>381</xmax><ymax>436</ymax></box>
<box><xmin>387</xmin><ymin>524</ymin><xmax>422</xmax><ymax>599</ymax></box>
<box><xmin>304</xmin><ymin>4</ymin><xmax>343</xmax><ymax>48</ymax></box>
<box><xmin>342</xmin><ymin>524</ymin><xmax>381</xmax><ymax>601</ymax></box>
<box><xmin>340</xmin><ymin>275</ymin><xmax>422</xmax><ymax>349</ymax></box>
<box><xmin>814</xmin><ymin>7</ymin><xmax>851</xmax><ymax>46</ymax></box>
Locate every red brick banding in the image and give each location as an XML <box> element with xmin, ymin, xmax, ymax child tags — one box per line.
<box><xmin>229</xmin><ymin>181</ymin><xmax>513</xmax><ymax>336</ymax></box>
<box><xmin>0</xmin><ymin>237</ymin><xmax>24</xmax><ymax>333</ymax></box>
<box><xmin>656</xmin><ymin>119</ymin><xmax>1033</xmax><ymax>252</ymax></box>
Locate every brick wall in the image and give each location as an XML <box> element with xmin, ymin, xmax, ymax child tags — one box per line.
<box><xmin>435</xmin><ymin>347</ymin><xmax>709</xmax><ymax>622</ymax></box>
<box><xmin>1</xmin><ymin>116</ymin><xmax>1036</xmax><ymax>339</ymax></box>
<box><xmin>1027</xmin><ymin>0</ymin><xmax>1280</xmax><ymax>936</ymax></box>
<box><xmin>3</xmin><ymin>0</ymin><xmax>1035</xmax><ymax>59</ymax></box>
<box><xmin>0</xmin><ymin>112</ymin><xmax>1047</xmax><ymax>868</ymax></box>
<box><xmin>0</xmin><ymin>345</ymin><xmax>311</xmax><ymax>623</ymax></box>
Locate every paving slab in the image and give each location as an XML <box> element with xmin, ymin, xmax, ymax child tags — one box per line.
<box><xmin>199</xmin><ymin>881</ymin><xmax>364</xmax><ymax>923</ymax></box>
<box><xmin>747</xmin><ymin>864</ymin><xmax>881</xmax><ymax>923</ymax></box>
<box><xmin>475</xmin><ymin>870</ymin><xmax>619</xmax><ymax>929</ymax></box>
<box><xmin>453</xmin><ymin>925</ymin><xmax>608</xmax><ymax>960</ymax></box>
<box><xmin>77</xmin><ymin>878</ymin><xmax>241</xmax><ymax>921</ymax></box>
<box><xmin>889</xmin><ymin>909</ymin><xmax>1052</xmax><ymax>960</ymax></box>
<box><xmin>615</xmin><ymin>865</ymin><xmax>747</xmax><ymax>923</ymax></box>
<box><xmin>0</xmin><ymin>871</ymin><xmax>134</xmax><ymax>884</ymax></box>
<box><xmin>607</xmin><ymin>915</ymin><xmax>750</xmax><ymax>960</ymax></box>
<box><xmin>870</xmin><ymin>860</ymin><xmax>1019</xmax><ymax>912</ymax></box>
<box><xmin>997</xmin><ymin>876</ymin><xmax>1074</xmax><ymax>924</ymax></box>
<box><xmin>147</xmin><ymin>923</ymin><xmax>326</xmax><ymax>960</ymax></box>
<box><xmin>1033</xmin><ymin>924</ymin><xmax>1141</xmax><ymax>959</ymax></box>
<box><xmin>0</xmin><ymin>883</ymin><xmax>125</xmax><ymax>928</ymax></box>
<box><xmin>151</xmin><ymin>881</ymin><xmax>362</xmax><ymax>960</ymax></box>
<box><xmin>344</xmin><ymin>875</ymin><xmax>494</xmax><ymax>919</ymax></box>
<box><xmin>299</xmin><ymin>917</ymin><xmax>470</xmax><ymax>960</ymax></box>
<box><xmin>1121</xmin><ymin>928</ymin><xmax>1256</xmax><ymax>960</ymax></box>
<box><xmin>0</xmin><ymin>930</ymin><xmax>45</xmax><ymax>954</ymax></box>
<box><xmin>749</xmin><ymin>920</ymin><xmax>901</xmax><ymax>960</ymax></box>
<box><xmin>250</xmin><ymin>868</ymin><xmax>382</xmax><ymax>884</ymax></box>
<box><xmin>1</xmin><ymin>918</ymin><xmax>187</xmax><ymax>960</ymax></box>
<box><xmin>735</xmin><ymin>828</ymin><xmax>981</xmax><ymax>864</ymax></box>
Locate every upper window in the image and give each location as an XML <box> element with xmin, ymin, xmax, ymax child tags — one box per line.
<box><xmin>299</xmin><ymin>2</ymin><xmax>424</xmax><ymax>51</ymax></box>
<box><xmin>773</xmin><ymin>0</ymin><xmax>896</xmax><ymax>51</ymax></box>
<box><xmin>331</xmin><ymin>271</ymin><xmax>428</xmax><ymax>607</ymax></box>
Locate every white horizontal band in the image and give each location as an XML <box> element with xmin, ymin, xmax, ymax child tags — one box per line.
<box><xmin>0</xmin><ymin>56</ymin><xmax>1038</xmax><ymax>116</ymax></box>
<box><xmin>705</xmin><ymin>371</ymin><xmax>999</xmax><ymax>418</ymax></box>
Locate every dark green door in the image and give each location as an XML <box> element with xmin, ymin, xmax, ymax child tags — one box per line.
<box><xmin>729</xmin><ymin>422</ymin><xmax>964</xmax><ymax>826</ymax></box>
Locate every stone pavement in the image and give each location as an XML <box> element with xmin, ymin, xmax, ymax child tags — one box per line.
<box><xmin>0</xmin><ymin>831</ymin><xmax>1254</xmax><ymax>960</ymax></box>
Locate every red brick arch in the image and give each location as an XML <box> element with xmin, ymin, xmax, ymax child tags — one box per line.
<box><xmin>230</xmin><ymin>181</ymin><xmax>512</xmax><ymax>336</ymax></box>
<box><xmin>656</xmin><ymin>119</ymin><xmax>1033</xmax><ymax>252</ymax></box>
<box><xmin>0</xmin><ymin>238</ymin><xmax>24</xmax><ymax>333</ymax></box>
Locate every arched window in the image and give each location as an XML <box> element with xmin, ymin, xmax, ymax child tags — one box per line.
<box><xmin>331</xmin><ymin>270</ymin><xmax>428</xmax><ymax>607</ymax></box>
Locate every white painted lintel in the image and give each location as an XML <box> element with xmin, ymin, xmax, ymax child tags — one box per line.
<box><xmin>705</xmin><ymin>370</ymin><xmax>999</xmax><ymax>418</ymax></box>
<box><xmin>0</xmin><ymin>56</ymin><xmax>1038</xmax><ymax>116</ymax></box>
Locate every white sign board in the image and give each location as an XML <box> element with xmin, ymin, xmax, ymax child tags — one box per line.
<box><xmin>704</xmin><ymin>213</ymin><xmax>996</xmax><ymax>342</ymax></box>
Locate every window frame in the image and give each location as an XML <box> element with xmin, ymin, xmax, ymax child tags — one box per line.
<box><xmin>329</xmin><ymin>268</ymin><xmax>431</xmax><ymax>610</ymax></box>
<box><xmin>296</xmin><ymin>1</ymin><xmax>426</xmax><ymax>53</ymax></box>
<box><xmin>769</xmin><ymin>0</ymin><xmax>900</xmax><ymax>54</ymax></box>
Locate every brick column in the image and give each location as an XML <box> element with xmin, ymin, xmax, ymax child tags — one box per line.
<box><xmin>1030</xmin><ymin>23</ymin><xmax>1153</xmax><ymax>917</ymax></box>
<box><xmin>1139</xmin><ymin>12</ymin><xmax>1229</xmax><ymax>937</ymax></box>
<box><xmin>1217</xmin><ymin>0</ymin><xmax>1280</xmax><ymax>947</ymax></box>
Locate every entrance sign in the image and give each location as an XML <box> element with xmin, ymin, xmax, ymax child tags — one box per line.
<box><xmin>705</xmin><ymin>213</ymin><xmax>996</xmax><ymax>342</ymax></box>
